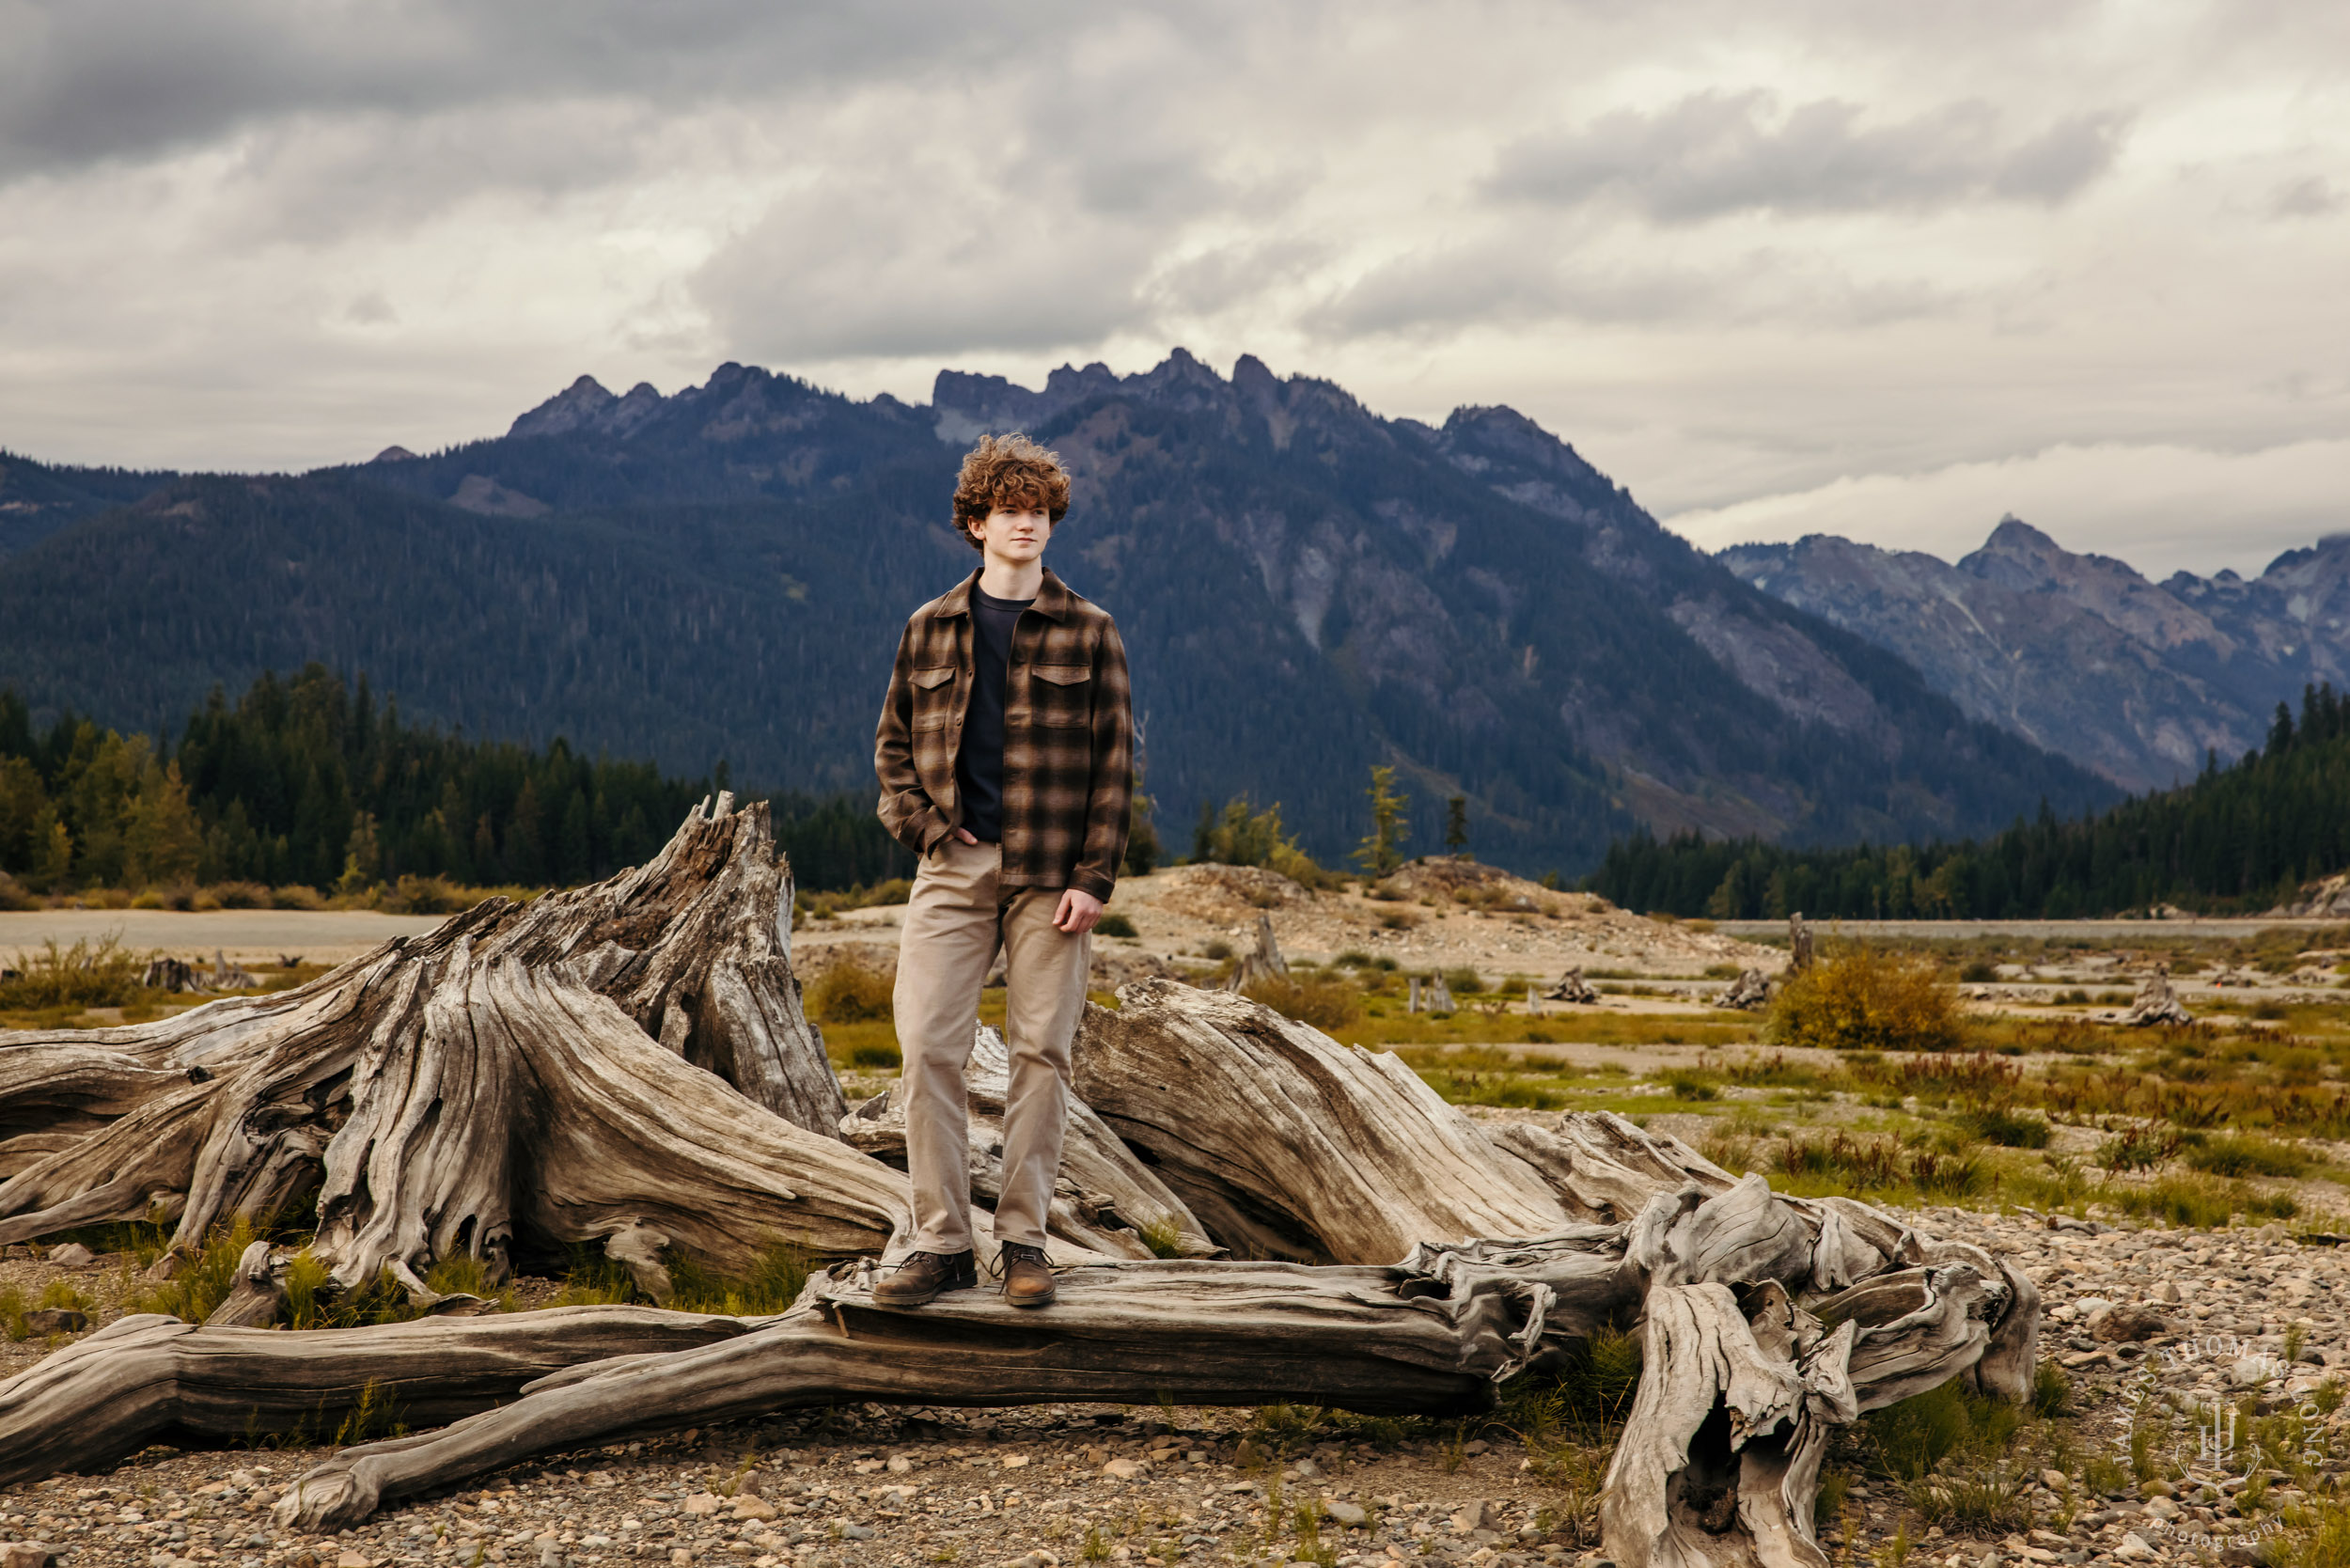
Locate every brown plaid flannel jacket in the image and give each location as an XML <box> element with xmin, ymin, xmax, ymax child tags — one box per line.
<box><xmin>874</xmin><ymin>567</ymin><xmax>1134</xmax><ymax>902</ymax></box>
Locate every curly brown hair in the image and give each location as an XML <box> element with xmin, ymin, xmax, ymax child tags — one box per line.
<box><xmin>950</xmin><ymin>433</ymin><xmax>1072</xmax><ymax>549</ymax></box>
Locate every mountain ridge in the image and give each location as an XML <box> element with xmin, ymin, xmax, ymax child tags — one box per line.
<box><xmin>0</xmin><ymin>353</ymin><xmax>2114</xmax><ymax>876</ymax></box>
<box><xmin>1722</xmin><ymin>517</ymin><xmax>2350</xmax><ymax>792</ymax></box>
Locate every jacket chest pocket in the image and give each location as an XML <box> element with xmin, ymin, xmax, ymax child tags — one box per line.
<box><xmin>910</xmin><ymin>665</ymin><xmax>959</xmax><ymax>730</ymax></box>
<box><xmin>1027</xmin><ymin>664</ymin><xmax>1091</xmax><ymax>728</ymax></box>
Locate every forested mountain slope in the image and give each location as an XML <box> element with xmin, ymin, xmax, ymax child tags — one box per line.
<box><xmin>1588</xmin><ymin>684</ymin><xmax>2350</xmax><ymax>919</ymax></box>
<box><xmin>0</xmin><ymin>353</ymin><xmax>2113</xmax><ymax>876</ymax></box>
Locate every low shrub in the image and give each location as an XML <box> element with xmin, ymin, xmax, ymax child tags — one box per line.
<box><xmin>0</xmin><ymin>937</ymin><xmax>147</xmax><ymax>1011</ymax></box>
<box><xmin>2186</xmin><ymin>1134</ymin><xmax>2313</xmax><ymax>1179</ymax></box>
<box><xmin>1244</xmin><ymin>974</ymin><xmax>1364</xmax><ymax>1031</ymax></box>
<box><xmin>2096</xmin><ymin>1124</ymin><xmax>2183</xmax><ymax>1172</ymax></box>
<box><xmin>208</xmin><ymin>880</ymin><xmax>274</xmax><ymax>909</ymax></box>
<box><xmin>806</xmin><ymin>963</ymin><xmax>894</xmax><ymax>1024</ymax></box>
<box><xmin>848</xmin><ymin>1042</ymin><xmax>902</xmax><ymax>1071</ymax></box>
<box><xmin>384</xmin><ymin>874</ymin><xmax>474</xmax><ymax>915</ymax></box>
<box><xmin>1776</xmin><ymin>1133</ymin><xmax>1986</xmax><ymax>1200</ymax></box>
<box><xmin>272</xmin><ymin>884</ymin><xmax>327</xmax><ymax>911</ymax></box>
<box><xmin>1766</xmin><ymin>946</ymin><xmax>1962</xmax><ymax>1052</ymax></box>
<box><xmin>2106</xmin><ymin>1174</ymin><xmax>2296</xmax><ymax>1228</ymax></box>
<box><xmin>1442</xmin><ymin>966</ymin><xmax>1486</xmax><ymax>996</ymax></box>
<box><xmin>1954</xmin><ymin>1105</ymin><xmax>2052</xmax><ymax>1149</ymax></box>
<box><xmin>1095</xmin><ymin>912</ymin><xmax>1138</xmax><ymax>938</ymax></box>
<box><xmin>1664</xmin><ymin>1072</ymin><xmax>1718</xmax><ymax>1102</ymax></box>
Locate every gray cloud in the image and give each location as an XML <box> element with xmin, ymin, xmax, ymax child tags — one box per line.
<box><xmin>2271</xmin><ymin>177</ymin><xmax>2344</xmax><ymax>219</ymax></box>
<box><xmin>0</xmin><ymin>0</ymin><xmax>2342</xmax><ymax>586</ymax></box>
<box><xmin>0</xmin><ymin>0</ymin><xmax>1092</xmax><ymax>177</ymax></box>
<box><xmin>1488</xmin><ymin>91</ymin><xmax>2128</xmax><ymax>221</ymax></box>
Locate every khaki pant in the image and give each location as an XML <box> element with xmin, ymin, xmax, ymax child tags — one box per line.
<box><xmin>893</xmin><ymin>837</ymin><xmax>1091</xmax><ymax>1253</ymax></box>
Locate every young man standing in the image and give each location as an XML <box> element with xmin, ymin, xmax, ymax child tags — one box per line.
<box><xmin>870</xmin><ymin>433</ymin><xmax>1133</xmax><ymax>1309</ymax></box>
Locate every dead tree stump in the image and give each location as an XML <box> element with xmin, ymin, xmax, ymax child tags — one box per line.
<box><xmin>1546</xmin><ymin>967</ymin><xmax>1598</xmax><ymax>1004</ymax></box>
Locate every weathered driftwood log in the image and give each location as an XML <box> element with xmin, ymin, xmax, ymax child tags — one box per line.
<box><xmin>1488</xmin><ymin>1114</ymin><xmax>1734</xmax><ymax>1225</ymax></box>
<box><xmin>0</xmin><ymin>798</ymin><xmax>892</xmax><ymax>1292</ymax></box>
<box><xmin>0</xmin><ymin>1306</ymin><xmax>751</xmax><ymax>1488</ymax></box>
<box><xmin>1073</xmin><ymin>980</ymin><xmax>1577</xmax><ymax>1262</ymax></box>
<box><xmin>1602</xmin><ymin>1281</ymin><xmax>1857</xmax><ymax>1568</ymax></box>
<box><xmin>840</xmin><ymin>1025</ymin><xmax>1219</xmax><ymax>1262</ymax></box>
<box><xmin>207</xmin><ymin>950</ymin><xmax>260</xmax><ymax>991</ymax></box>
<box><xmin>1219</xmin><ymin>912</ymin><xmax>1289</xmax><ymax>994</ymax></box>
<box><xmin>1715</xmin><ymin>968</ymin><xmax>1772</xmax><ymax>1010</ymax></box>
<box><xmin>2114</xmin><ymin>964</ymin><xmax>2193</xmax><ymax>1027</ymax></box>
<box><xmin>1546</xmin><ymin>967</ymin><xmax>1598</xmax><ymax>1004</ymax></box>
<box><xmin>139</xmin><ymin>957</ymin><xmax>201</xmax><ymax>994</ymax></box>
<box><xmin>248</xmin><ymin>1169</ymin><xmax>2023</xmax><ymax>1530</ymax></box>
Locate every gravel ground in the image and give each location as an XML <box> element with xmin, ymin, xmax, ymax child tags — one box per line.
<box><xmin>6</xmin><ymin>1208</ymin><xmax>2347</xmax><ymax>1568</ymax></box>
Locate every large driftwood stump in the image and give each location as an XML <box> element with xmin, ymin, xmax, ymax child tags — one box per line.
<box><xmin>0</xmin><ymin>804</ymin><xmax>2042</xmax><ymax>1568</ymax></box>
<box><xmin>1073</xmin><ymin>979</ymin><xmax>1576</xmax><ymax>1262</ymax></box>
<box><xmin>0</xmin><ymin>797</ymin><xmax>893</xmax><ymax>1295</ymax></box>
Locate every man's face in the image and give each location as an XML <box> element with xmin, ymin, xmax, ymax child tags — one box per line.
<box><xmin>972</xmin><ymin>505</ymin><xmax>1051</xmax><ymax>563</ymax></box>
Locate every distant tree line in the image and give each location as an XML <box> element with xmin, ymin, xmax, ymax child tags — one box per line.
<box><xmin>1587</xmin><ymin>685</ymin><xmax>2350</xmax><ymax>919</ymax></box>
<box><xmin>0</xmin><ymin>666</ymin><xmax>913</xmax><ymax>896</ymax></box>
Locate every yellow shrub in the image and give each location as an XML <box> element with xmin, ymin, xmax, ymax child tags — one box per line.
<box><xmin>1767</xmin><ymin>946</ymin><xmax>1961</xmax><ymax>1052</ymax></box>
<box><xmin>1243</xmin><ymin>974</ymin><xmax>1364</xmax><ymax>1031</ymax></box>
<box><xmin>807</xmin><ymin>963</ymin><xmax>894</xmax><ymax>1024</ymax></box>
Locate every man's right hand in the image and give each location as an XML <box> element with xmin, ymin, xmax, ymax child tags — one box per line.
<box><xmin>954</xmin><ymin>827</ymin><xmax>979</xmax><ymax>845</ymax></box>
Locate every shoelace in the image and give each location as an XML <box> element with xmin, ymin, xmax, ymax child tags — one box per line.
<box><xmin>987</xmin><ymin>1247</ymin><xmax>1066</xmax><ymax>1284</ymax></box>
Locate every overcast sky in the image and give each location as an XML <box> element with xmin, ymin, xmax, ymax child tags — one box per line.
<box><xmin>2</xmin><ymin>0</ymin><xmax>2343</xmax><ymax>579</ymax></box>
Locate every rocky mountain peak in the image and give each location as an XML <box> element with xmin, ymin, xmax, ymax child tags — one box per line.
<box><xmin>509</xmin><ymin>374</ymin><xmax>619</xmax><ymax>439</ymax></box>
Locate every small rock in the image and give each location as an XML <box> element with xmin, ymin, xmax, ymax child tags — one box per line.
<box><xmin>1100</xmin><ymin>1457</ymin><xmax>1144</xmax><ymax>1480</ymax></box>
<box><xmin>2092</xmin><ymin>1308</ymin><xmax>2168</xmax><ymax>1343</ymax></box>
<box><xmin>2041</xmin><ymin>1469</ymin><xmax>2070</xmax><ymax>1492</ymax></box>
<box><xmin>335</xmin><ymin>1553</ymin><xmax>372</xmax><ymax>1568</ymax></box>
<box><xmin>45</xmin><ymin>1243</ymin><xmax>94</xmax><ymax>1266</ymax></box>
<box><xmin>729</xmin><ymin>1497</ymin><xmax>775</xmax><ymax>1522</ymax></box>
<box><xmin>885</xmin><ymin>1456</ymin><xmax>913</xmax><ymax>1473</ymax></box>
<box><xmin>1451</xmin><ymin>1500</ymin><xmax>1498</xmax><ymax>1532</ymax></box>
<box><xmin>682</xmin><ymin>1494</ymin><xmax>722</xmax><ymax>1516</ymax></box>
<box><xmin>1324</xmin><ymin>1499</ymin><xmax>1368</xmax><ymax>1528</ymax></box>
<box><xmin>2143</xmin><ymin>1497</ymin><xmax>2179</xmax><ymax>1520</ymax></box>
<box><xmin>670</xmin><ymin>1552</ymin><xmax>692</xmax><ymax>1567</ymax></box>
<box><xmin>1</xmin><ymin>1543</ymin><xmax>55</xmax><ymax>1568</ymax></box>
<box><xmin>20</xmin><ymin>1309</ymin><xmax>86</xmax><ymax>1335</ymax></box>
<box><xmin>1462</xmin><ymin>1439</ymin><xmax>1490</xmax><ymax>1456</ymax></box>
<box><xmin>1293</xmin><ymin>1458</ymin><xmax>1321</xmax><ymax>1480</ymax></box>
<box><xmin>839</xmin><ymin>1524</ymin><xmax>874</xmax><ymax>1541</ymax></box>
<box><xmin>1002</xmin><ymin>1454</ymin><xmax>1028</xmax><ymax>1469</ymax></box>
<box><xmin>2156</xmin><ymin>1281</ymin><xmax>2183</xmax><ymax>1304</ymax></box>
<box><xmin>2113</xmin><ymin>1532</ymin><xmax>2158</xmax><ymax>1561</ymax></box>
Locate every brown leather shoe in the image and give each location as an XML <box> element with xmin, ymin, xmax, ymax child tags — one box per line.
<box><xmin>998</xmin><ymin>1242</ymin><xmax>1057</xmax><ymax>1308</ymax></box>
<box><xmin>871</xmin><ymin>1249</ymin><xmax>976</xmax><ymax>1307</ymax></box>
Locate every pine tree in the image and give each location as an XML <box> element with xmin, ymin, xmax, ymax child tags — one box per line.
<box><xmin>1354</xmin><ymin>764</ymin><xmax>1410</xmax><ymax>877</ymax></box>
<box><xmin>1444</xmin><ymin>795</ymin><xmax>1469</xmax><ymax>858</ymax></box>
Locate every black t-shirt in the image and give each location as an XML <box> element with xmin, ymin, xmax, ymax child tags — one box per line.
<box><xmin>953</xmin><ymin>586</ymin><xmax>1033</xmax><ymax>843</ymax></box>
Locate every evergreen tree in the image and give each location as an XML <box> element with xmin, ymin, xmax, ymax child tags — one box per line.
<box><xmin>1354</xmin><ymin>764</ymin><xmax>1410</xmax><ymax>877</ymax></box>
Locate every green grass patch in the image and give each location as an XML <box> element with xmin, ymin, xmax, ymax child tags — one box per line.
<box><xmin>2185</xmin><ymin>1133</ymin><xmax>2315</xmax><ymax>1179</ymax></box>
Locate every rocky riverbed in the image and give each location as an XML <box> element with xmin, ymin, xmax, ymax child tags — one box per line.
<box><xmin>4</xmin><ymin>1208</ymin><xmax>2346</xmax><ymax>1568</ymax></box>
